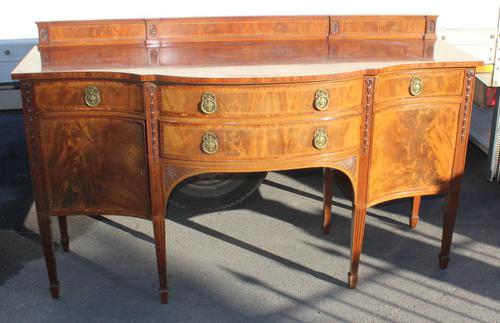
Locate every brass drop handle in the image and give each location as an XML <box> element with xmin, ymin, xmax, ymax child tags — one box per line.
<box><xmin>313</xmin><ymin>128</ymin><xmax>328</xmax><ymax>149</ymax></box>
<box><xmin>201</xmin><ymin>132</ymin><xmax>218</xmax><ymax>154</ymax></box>
<box><xmin>409</xmin><ymin>77</ymin><xmax>423</xmax><ymax>96</ymax></box>
<box><xmin>84</xmin><ymin>85</ymin><xmax>101</xmax><ymax>107</ymax></box>
<box><xmin>314</xmin><ymin>89</ymin><xmax>329</xmax><ymax>111</ymax></box>
<box><xmin>200</xmin><ymin>92</ymin><xmax>217</xmax><ymax>114</ymax></box>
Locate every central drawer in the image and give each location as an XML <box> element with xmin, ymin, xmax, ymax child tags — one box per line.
<box><xmin>159</xmin><ymin>78</ymin><xmax>363</xmax><ymax>117</ymax></box>
<box><xmin>159</xmin><ymin>116</ymin><xmax>360</xmax><ymax>161</ymax></box>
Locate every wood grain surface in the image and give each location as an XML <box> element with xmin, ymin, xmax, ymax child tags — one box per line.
<box><xmin>37</xmin><ymin>19</ymin><xmax>146</xmax><ymax>47</ymax></box>
<box><xmin>34</xmin><ymin>80</ymin><xmax>144</xmax><ymax>113</ymax></box>
<box><xmin>374</xmin><ymin>69</ymin><xmax>464</xmax><ymax>105</ymax></box>
<box><xmin>368</xmin><ymin>101</ymin><xmax>460</xmax><ymax>205</ymax></box>
<box><xmin>160</xmin><ymin>116</ymin><xmax>360</xmax><ymax>161</ymax></box>
<box><xmin>160</xmin><ymin>78</ymin><xmax>362</xmax><ymax>117</ymax></box>
<box><xmin>13</xmin><ymin>15</ymin><xmax>482</xmax><ymax>304</ymax></box>
<box><xmin>39</xmin><ymin>117</ymin><xmax>150</xmax><ymax>217</ymax></box>
<box><xmin>147</xmin><ymin>16</ymin><xmax>330</xmax><ymax>45</ymax></box>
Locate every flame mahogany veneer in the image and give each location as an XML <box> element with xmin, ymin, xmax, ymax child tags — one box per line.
<box><xmin>12</xmin><ymin>15</ymin><xmax>482</xmax><ymax>304</ymax></box>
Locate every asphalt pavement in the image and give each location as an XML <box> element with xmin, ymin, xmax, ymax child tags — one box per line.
<box><xmin>1</xmin><ymin>110</ymin><xmax>499</xmax><ymax>322</ymax></box>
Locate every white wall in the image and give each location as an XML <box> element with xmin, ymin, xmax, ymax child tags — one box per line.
<box><xmin>0</xmin><ymin>0</ymin><xmax>499</xmax><ymax>40</ymax></box>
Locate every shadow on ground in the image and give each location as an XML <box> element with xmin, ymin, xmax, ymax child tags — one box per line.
<box><xmin>1</xmin><ymin>110</ymin><xmax>499</xmax><ymax>321</ymax></box>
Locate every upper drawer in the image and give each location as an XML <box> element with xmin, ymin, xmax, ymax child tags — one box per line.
<box><xmin>159</xmin><ymin>78</ymin><xmax>363</xmax><ymax>117</ymax></box>
<box><xmin>34</xmin><ymin>80</ymin><xmax>144</xmax><ymax>113</ymax></box>
<box><xmin>374</xmin><ymin>69</ymin><xmax>465</xmax><ymax>105</ymax></box>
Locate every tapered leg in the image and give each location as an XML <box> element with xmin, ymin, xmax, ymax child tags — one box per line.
<box><xmin>38</xmin><ymin>216</ymin><xmax>60</xmax><ymax>298</ymax></box>
<box><xmin>439</xmin><ymin>190</ymin><xmax>460</xmax><ymax>269</ymax></box>
<box><xmin>152</xmin><ymin>214</ymin><xmax>168</xmax><ymax>304</ymax></box>
<box><xmin>323</xmin><ymin>168</ymin><xmax>334</xmax><ymax>235</ymax></box>
<box><xmin>348</xmin><ymin>205</ymin><xmax>367</xmax><ymax>288</ymax></box>
<box><xmin>410</xmin><ymin>196</ymin><xmax>421</xmax><ymax>229</ymax></box>
<box><xmin>57</xmin><ymin>216</ymin><xmax>69</xmax><ymax>252</ymax></box>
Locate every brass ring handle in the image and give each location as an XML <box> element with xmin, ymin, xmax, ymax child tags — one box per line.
<box><xmin>409</xmin><ymin>77</ymin><xmax>423</xmax><ymax>96</ymax></box>
<box><xmin>84</xmin><ymin>85</ymin><xmax>101</xmax><ymax>107</ymax></box>
<box><xmin>313</xmin><ymin>128</ymin><xmax>328</xmax><ymax>149</ymax></box>
<box><xmin>200</xmin><ymin>92</ymin><xmax>217</xmax><ymax>114</ymax></box>
<box><xmin>314</xmin><ymin>89</ymin><xmax>329</xmax><ymax>111</ymax></box>
<box><xmin>201</xmin><ymin>132</ymin><xmax>218</xmax><ymax>154</ymax></box>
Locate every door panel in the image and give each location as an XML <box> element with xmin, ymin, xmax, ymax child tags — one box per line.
<box><xmin>368</xmin><ymin>103</ymin><xmax>460</xmax><ymax>205</ymax></box>
<box><xmin>39</xmin><ymin>117</ymin><xmax>150</xmax><ymax>217</ymax></box>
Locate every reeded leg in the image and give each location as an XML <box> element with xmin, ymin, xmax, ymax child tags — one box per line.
<box><xmin>439</xmin><ymin>190</ymin><xmax>460</xmax><ymax>269</ymax></box>
<box><xmin>323</xmin><ymin>168</ymin><xmax>334</xmax><ymax>235</ymax></box>
<box><xmin>57</xmin><ymin>216</ymin><xmax>69</xmax><ymax>252</ymax></box>
<box><xmin>348</xmin><ymin>205</ymin><xmax>367</xmax><ymax>288</ymax></box>
<box><xmin>152</xmin><ymin>213</ymin><xmax>168</xmax><ymax>304</ymax></box>
<box><xmin>38</xmin><ymin>216</ymin><xmax>60</xmax><ymax>298</ymax></box>
<box><xmin>410</xmin><ymin>196</ymin><xmax>421</xmax><ymax>229</ymax></box>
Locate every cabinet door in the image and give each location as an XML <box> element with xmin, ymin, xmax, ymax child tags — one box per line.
<box><xmin>39</xmin><ymin>117</ymin><xmax>150</xmax><ymax>218</ymax></box>
<box><xmin>368</xmin><ymin>102</ymin><xmax>460</xmax><ymax>205</ymax></box>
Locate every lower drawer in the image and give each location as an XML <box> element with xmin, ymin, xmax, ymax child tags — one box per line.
<box><xmin>160</xmin><ymin>117</ymin><xmax>360</xmax><ymax>161</ymax></box>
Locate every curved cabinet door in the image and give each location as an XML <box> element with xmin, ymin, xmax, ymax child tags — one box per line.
<box><xmin>39</xmin><ymin>117</ymin><xmax>150</xmax><ymax>218</ymax></box>
<box><xmin>368</xmin><ymin>102</ymin><xmax>461</xmax><ymax>206</ymax></box>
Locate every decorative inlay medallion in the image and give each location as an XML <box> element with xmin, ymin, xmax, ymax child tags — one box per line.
<box><xmin>331</xmin><ymin>21</ymin><xmax>339</xmax><ymax>34</ymax></box>
<box><xmin>149</xmin><ymin>24</ymin><xmax>158</xmax><ymax>38</ymax></box>
<box><xmin>427</xmin><ymin>20</ymin><xmax>435</xmax><ymax>33</ymax></box>
<box><xmin>149</xmin><ymin>48</ymin><xmax>159</xmax><ymax>64</ymax></box>
<box><xmin>39</xmin><ymin>29</ymin><xmax>48</xmax><ymax>41</ymax></box>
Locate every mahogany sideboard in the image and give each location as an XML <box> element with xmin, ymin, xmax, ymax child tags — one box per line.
<box><xmin>12</xmin><ymin>15</ymin><xmax>482</xmax><ymax>304</ymax></box>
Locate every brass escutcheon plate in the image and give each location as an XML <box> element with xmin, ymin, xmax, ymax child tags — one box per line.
<box><xmin>200</xmin><ymin>92</ymin><xmax>217</xmax><ymax>114</ymax></box>
<box><xmin>313</xmin><ymin>128</ymin><xmax>328</xmax><ymax>149</ymax></box>
<box><xmin>409</xmin><ymin>77</ymin><xmax>423</xmax><ymax>96</ymax></box>
<box><xmin>201</xmin><ymin>132</ymin><xmax>218</xmax><ymax>154</ymax></box>
<box><xmin>84</xmin><ymin>86</ymin><xmax>101</xmax><ymax>107</ymax></box>
<box><xmin>314</xmin><ymin>89</ymin><xmax>329</xmax><ymax>111</ymax></box>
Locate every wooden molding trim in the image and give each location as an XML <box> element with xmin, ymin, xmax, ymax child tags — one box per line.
<box><xmin>36</xmin><ymin>15</ymin><xmax>438</xmax><ymax>48</ymax></box>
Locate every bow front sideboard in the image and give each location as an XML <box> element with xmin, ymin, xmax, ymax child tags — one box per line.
<box><xmin>12</xmin><ymin>15</ymin><xmax>482</xmax><ymax>304</ymax></box>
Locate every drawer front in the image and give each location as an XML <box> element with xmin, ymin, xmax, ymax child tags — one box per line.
<box><xmin>374</xmin><ymin>69</ymin><xmax>465</xmax><ymax>105</ymax></box>
<box><xmin>34</xmin><ymin>80</ymin><xmax>144</xmax><ymax>113</ymax></box>
<box><xmin>160</xmin><ymin>78</ymin><xmax>363</xmax><ymax>117</ymax></box>
<box><xmin>160</xmin><ymin>117</ymin><xmax>360</xmax><ymax>161</ymax></box>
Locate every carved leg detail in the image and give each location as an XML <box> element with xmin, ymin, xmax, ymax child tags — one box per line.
<box><xmin>348</xmin><ymin>205</ymin><xmax>367</xmax><ymax>288</ymax></box>
<box><xmin>323</xmin><ymin>168</ymin><xmax>334</xmax><ymax>235</ymax></box>
<box><xmin>38</xmin><ymin>216</ymin><xmax>59</xmax><ymax>299</ymax></box>
<box><xmin>410</xmin><ymin>196</ymin><xmax>421</xmax><ymax>229</ymax></box>
<box><xmin>439</xmin><ymin>191</ymin><xmax>460</xmax><ymax>269</ymax></box>
<box><xmin>57</xmin><ymin>216</ymin><xmax>69</xmax><ymax>252</ymax></box>
<box><xmin>152</xmin><ymin>214</ymin><xmax>168</xmax><ymax>304</ymax></box>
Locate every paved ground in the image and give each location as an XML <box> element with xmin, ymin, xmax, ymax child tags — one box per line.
<box><xmin>0</xmin><ymin>110</ymin><xmax>499</xmax><ymax>322</ymax></box>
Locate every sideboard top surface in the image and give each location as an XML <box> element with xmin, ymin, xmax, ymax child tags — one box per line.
<box><xmin>11</xmin><ymin>15</ymin><xmax>482</xmax><ymax>84</ymax></box>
